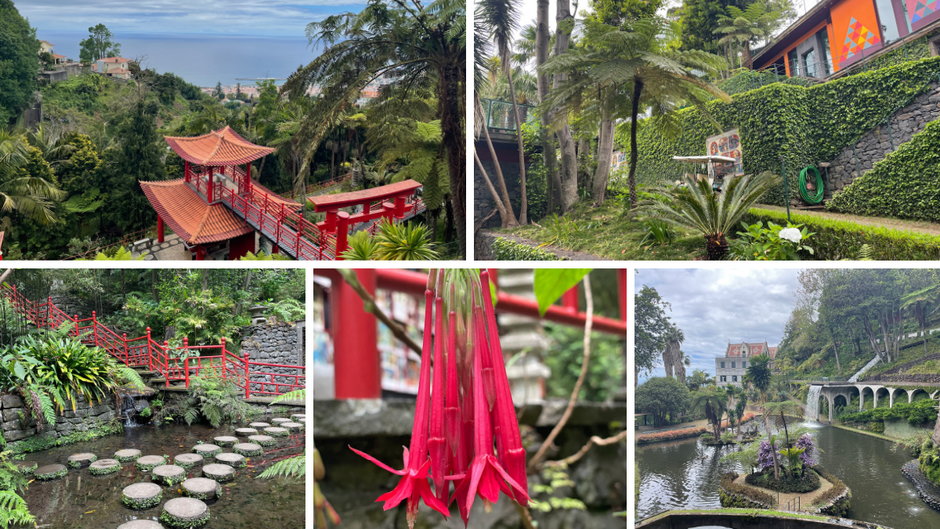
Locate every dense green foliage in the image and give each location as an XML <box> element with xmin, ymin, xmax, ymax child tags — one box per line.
<box><xmin>839</xmin><ymin>399</ymin><xmax>937</xmax><ymax>427</ymax></box>
<box><xmin>828</xmin><ymin>117</ymin><xmax>940</xmax><ymax>222</ymax></box>
<box><xmin>743</xmin><ymin>208</ymin><xmax>940</xmax><ymax>260</ymax></box>
<box><xmin>78</xmin><ymin>24</ymin><xmax>121</xmax><ymax>63</ymax></box>
<box><xmin>636</xmin><ymin>377</ymin><xmax>691</xmax><ymax>425</ymax></box>
<box><xmin>716</xmin><ymin>68</ymin><xmax>815</xmax><ymax>95</ymax></box>
<box><xmin>491</xmin><ymin>237</ymin><xmax>561</xmax><ymax>260</ymax></box>
<box><xmin>543</xmin><ymin>323</ymin><xmax>624</xmax><ymax>401</ymax></box>
<box><xmin>0</xmin><ymin>0</ymin><xmax>39</xmax><ymax>125</ymax></box>
<box><xmin>160</xmin><ymin>375</ymin><xmax>258</xmax><ymax>428</ymax></box>
<box><xmin>626</xmin><ymin>57</ymin><xmax>940</xmax><ymax>206</ymax></box>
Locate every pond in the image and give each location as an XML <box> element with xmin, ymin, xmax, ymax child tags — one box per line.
<box><xmin>18</xmin><ymin>422</ymin><xmax>304</xmax><ymax>528</ymax></box>
<box><xmin>637</xmin><ymin>422</ymin><xmax>940</xmax><ymax>528</ymax></box>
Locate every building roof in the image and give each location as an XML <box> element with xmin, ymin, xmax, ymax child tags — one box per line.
<box><xmin>752</xmin><ymin>0</ymin><xmax>833</xmax><ymax>67</ymax></box>
<box><xmin>165</xmin><ymin>126</ymin><xmax>275</xmax><ymax>166</ymax></box>
<box><xmin>98</xmin><ymin>57</ymin><xmax>132</xmax><ymax>63</ymax></box>
<box><xmin>309</xmin><ymin>179</ymin><xmax>421</xmax><ymax>211</ymax></box>
<box><xmin>139</xmin><ymin>179</ymin><xmax>253</xmax><ymax>244</ymax></box>
<box><xmin>724</xmin><ymin>341</ymin><xmax>776</xmax><ymax>359</ymax></box>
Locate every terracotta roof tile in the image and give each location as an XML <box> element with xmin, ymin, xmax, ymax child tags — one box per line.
<box><xmin>165</xmin><ymin>126</ymin><xmax>274</xmax><ymax>166</ymax></box>
<box><xmin>140</xmin><ymin>179</ymin><xmax>253</xmax><ymax>244</ymax></box>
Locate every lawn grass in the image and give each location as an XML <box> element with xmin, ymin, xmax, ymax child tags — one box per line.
<box><xmin>500</xmin><ymin>201</ymin><xmax>704</xmax><ymax>260</ymax></box>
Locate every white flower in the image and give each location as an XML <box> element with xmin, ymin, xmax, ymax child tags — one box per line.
<box><xmin>778</xmin><ymin>227</ymin><xmax>802</xmax><ymax>243</ymax></box>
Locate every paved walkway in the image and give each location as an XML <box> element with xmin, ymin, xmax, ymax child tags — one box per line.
<box><xmin>733</xmin><ymin>472</ymin><xmax>834</xmax><ymax>511</ymax></box>
<box><xmin>757</xmin><ymin>204</ymin><xmax>940</xmax><ymax>236</ymax></box>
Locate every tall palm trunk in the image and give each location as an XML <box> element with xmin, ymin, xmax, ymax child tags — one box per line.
<box><xmin>438</xmin><ymin>59</ymin><xmax>467</xmax><ymax>256</ymax></box>
<box><xmin>593</xmin><ymin>101</ymin><xmax>614</xmax><ymax>203</ymax></box>
<box><xmin>628</xmin><ymin>77</ymin><xmax>643</xmax><ymax>208</ymax></box>
<box><xmin>505</xmin><ymin>65</ymin><xmax>528</xmax><ymax>224</ymax></box>
<box><xmin>761</xmin><ymin>405</ymin><xmax>781</xmax><ymax>480</ymax></box>
<box><xmin>553</xmin><ymin>0</ymin><xmax>579</xmax><ymax>212</ymax></box>
<box><xmin>476</xmin><ymin>95</ymin><xmax>519</xmax><ymax>226</ymax></box>
<box><xmin>535</xmin><ymin>0</ymin><xmax>558</xmax><ymax>214</ymax></box>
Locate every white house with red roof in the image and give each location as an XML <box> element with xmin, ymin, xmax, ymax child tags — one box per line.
<box><xmin>92</xmin><ymin>57</ymin><xmax>132</xmax><ymax>79</ymax></box>
<box><xmin>715</xmin><ymin>341</ymin><xmax>778</xmax><ymax>387</ymax></box>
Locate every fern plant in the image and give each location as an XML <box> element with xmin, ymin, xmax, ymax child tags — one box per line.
<box><xmin>259</xmin><ymin>454</ymin><xmax>305</xmax><ymax>479</ymax></box>
<box><xmin>0</xmin><ymin>489</ymin><xmax>34</xmax><ymax>528</ymax></box>
<box><xmin>163</xmin><ymin>375</ymin><xmax>257</xmax><ymax>428</ymax></box>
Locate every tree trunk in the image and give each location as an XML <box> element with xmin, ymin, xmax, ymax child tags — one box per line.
<box><xmin>743</xmin><ymin>43</ymin><xmax>753</xmax><ymax>69</ymax></box>
<box><xmin>762</xmin><ymin>410</ymin><xmax>781</xmax><ymax>480</ymax></box>
<box><xmin>475</xmin><ymin>96</ymin><xmax>518</xmax><ymax>226</ymax></box>
<box><xmin>628</xmin><ymin>78</ymin><xmax>643</xmax><ymax>208</ymax></box>
<box><xmin>474</xmin><ymin>150</ymin><xmax>511</xmax><ymax>222</ymax></box>
<box><xmin>553</xmin><ymin>0</ymin><xmax>579</xmax><ymax>212</ymax></box>
<box><xmin>593</xmin><ymin>103</ymin><xmax>614</xmax><ymax>203</ymax></box>
<box><xmin>438</xmin><ymin>59</ymin><xmax>466</xmax><ymax>256</ymax></box>
<box><xmin>505</xmin><ymin>65</ymin><xmax>528</xmax><ymax>224</ymax></box>
<box><xmin>535</xmin><ymin>0</ymin><xmax>558</xmax><ymax>215</ymax></box>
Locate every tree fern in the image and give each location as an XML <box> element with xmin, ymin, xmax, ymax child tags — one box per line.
<box><xmin>0</xmin><ymin>489</ymin><xmax>35</xmax><ymax>527</ymax></box>
<box><xmin>116</xmin><ymin>367</ymin><xmax>147</xmax><ymax>390</ymax></box>
<box><xmin>258</xmin><ymin>455</ymin><xmax>305</xmax><ymax>480</ymax></box>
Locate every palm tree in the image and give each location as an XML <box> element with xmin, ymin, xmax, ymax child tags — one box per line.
<box><xmin>0</xmin><ymin>132</ymin><xmax>64</xmax><ymax>227</ymax></box>
<box><xmin>640</xmin><ymin>171</ymin><xmax>780</xmax><ymax>260</ymax></box>
<box><xmin>542</xmin><ymin>17</ymin><xmax>728</xmax><ymax>205</ymax></box>
<box><xmin>662</xmin><ymin>325</ymin><xmax>686</xmax><ymax>382</ymax></box>
<box><xmin>692</xmin><ymin>386</ymin><xmax>728</xmax><ymax>441</ymax></box>
<box><xmin>716</xmin><ymin>2</ymin><xmax>785</xmax><ymax>69</ymax></box>
<box><xmin>284</xmin><ymin>0</ymin><xmax>466</xmax><ymax>255</ymax></box>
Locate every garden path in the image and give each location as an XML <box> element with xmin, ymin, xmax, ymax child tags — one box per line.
<box><xmin>732</xmin><ymin>472</ymin><xmax>834</xmax><ymax>511</ymax></box>
<box><xmin>758</xmin><ymin>205</ymin><xmax>940</xmax><ymax>236</ymax></box>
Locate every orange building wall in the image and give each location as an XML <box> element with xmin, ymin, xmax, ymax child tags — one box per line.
<box><xmin>829</xmin><ymin>0</ymin><xmax>883</xmax><ymax>69</ymax></box>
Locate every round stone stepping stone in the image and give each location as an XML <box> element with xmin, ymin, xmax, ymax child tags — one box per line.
<box><xmin>281</xmin><ymin>421</ymin><xmax>304</xmax><ymax>432</ymax></box>
<box><xmin>89</xmin><ymin>458</ymin><xmax>121</xmax><ymax>476</ymax></box>
<box><xmin>263</xmin><ymin>426</ymin><xmax>288</xmax><ymax>437</ymax></box>
<box><xmin>202</xmin><ymin>463</ymin><xmax>236</xmax><ymax>482</ymax></box>
<box><xmin>15</xmin><ymin>461</ymin><xmax>37</xmax><ymax>475</ymax></box>
<box><xmin>34</xmin><ymin>463</ymin><xmax>67</xmax><ymax>481</ymax></box>
<box><xmin>117</xmin><ymin>521</ymin><xmax>163</xmax><ymax>529</ymax></box>
<box><xmin>213</xmin><ymin>435</ymin><xmax>238</xmax><ymax>447</ymax></box>
<box><xmin>181</xmin><ymin>477</ymin><xmax>221</xmax><ymax>500</ymax></box>
<box><xmin>135</xmin><ymin>455</ymin><xmax>167</xmax><ymax>472</ymax></box>
<box><xmin>121</xmin><ymin>482</ymin><xmax>162</xmax><ymax>510</ymax></box>
<box><xmin>152</xmin><ymin>464</ymin><xmax>187</xmax><ymax>486</ymax></box>
<box><xmin>160</xmin><ymin>497</ymin><xmax>210</xmax><ymax>528</ymax></box>
<box><xmin>234</xmin><ymin>427</ymin><xmax>258</xmax><ymax>436</ymax></box>
<box><xmin>247</xmin><ymin>434</ymin><xmax>276</xmax><ymax>447</ymax></box>
<box><xmin>67</xmin><ymin>452</ymin><xmax>97</xmax><ymax>469</ymax></box>
<box><xmin>270</xmin><ymin>417</ymin><xmax>291</xmax><ymax>424</ymax></box>
<box><xmin>174</xmin><ymin>453</ymin><xmax>204</xmax><ymax>469</ymax></box>
<box><xmin>214</xmin><ymin>452</ymin><xmax>246</xmax><ymax>468</ymax></box>
<box><xmin>233</xmin><ymin>442</ymin><xmax>263</xmax><ymax>457</ymax></box>
<box><xmin>114</xmin><ymin>448</ymin><xmax>142</xmax><ymax>463</ymax></box>
<box><xmin>248</xmin><ymin>421</ymin><xmax>270</xmax><ymax>428</ymax></box>
<box><xmin>290</xmin><ymin>413</ymin><xmax>305</xmax><ymax>421</ymax></box>
<box><xmin>192</xmin><ymin>444</ymin><xmax>221</xmax><ymax>458</ymax></box>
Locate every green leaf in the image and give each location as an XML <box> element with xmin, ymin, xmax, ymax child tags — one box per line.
<box><xmin>533</xmin><ymin>269</ymin><xmax>591</xmax><ymax>316</ymax></box>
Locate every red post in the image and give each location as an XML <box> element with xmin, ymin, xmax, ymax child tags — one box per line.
<box><xmin>184</xmin><ymin>160</ymin><xmax>190</xmax><ymax>183</ymax></box>
<box><xmin>157</xmin><ymin>216</ymin><xmax>165</xmax><ymax>243</ymax></box>
<box><xmin>323</xmin><ymin>210</ymin><xmax>338</xmax><ymax>233</ymax></box>
<box><xmin>618</xmin><ymin>269</ymin><xmax>627</xmax><ymax>322</ymax></box>
<box><xmin>334</xmin><ymin>269</ymin><xmax>380</xmax><ymax>398</ymax></box>
<box><xmin>91</xmin><ymin>311</ymin><xmax>98</xmax><ymax>345</ymax></box>
<box><xmin>393</xmin><ymin>195</ymin><xmax>406</xmax><ymax>218</ymax></box>
<box><xmin>562</xmin><ymin>287</ymin><xmax>579</xmax><ymax>313</ymax></box>
<box><xmin>221</xmin><ymin>337</ymin><xmax>227</xmax><ymax>380</ymax></box>
<box><xmin>245</xmin><ymin>163</ymin><xmax>251</xmax><ymax>193</ymax></box>
<box><xmin>122</xmin><ymin>333</ymin><xmax>128</xmax><ymax>364</ymax></box>
<box><xmin>335</xmin><ymin>212</ymin><xmax>351</xmax><ymax>259</ymax></box>
<box><xmin>146</xmin><ymin>327</ymin><xmax>153</xmax><ymax>371</ymax></box>
<box><xmin>243</xmin><ymin>353</ymin><xmax>251</xmax><ymax>399</ymax></box>
<box><xmin>46</xmin><ymin>297</ymin><xmax>52</xmax><ymax>327</ymax></box>
<box><xmin>183</xmin><ymin>337</ymin><xmax>190</xmax><ymax>387</ymax></box>
<box><xmin>163</xmin><ymin>340</ymin><xmax>170</xmax><ymax>387</ymax></box>
<box><xmin>271</xmin><ymin>244</ymin><xmax>279</xmax><ymax>254</ymax></box>
<box><xmin>207</xmin><ymin>170</ymin><xmax>214</xmax><ymax>203</ymax></box>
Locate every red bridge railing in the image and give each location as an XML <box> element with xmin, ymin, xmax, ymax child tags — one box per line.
<box><xmin>2</xmin><ymin>285</ymin><xmax>305</xmax><ymax>399</ymax></box>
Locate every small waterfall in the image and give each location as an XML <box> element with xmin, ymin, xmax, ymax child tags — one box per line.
<box><xmin>805</xmin><ymin>385</ymin><xmax>822</xmax><ymax>422</ymax></box>
<box><xmin>848</xmin><ymin>354</ymin><xmax>880</xmax><ymax>383</ymax></box>
<box><xmin>120</xmin><ymin>394</ymin><xmax>140</xmax><ymax>428</ymax></box>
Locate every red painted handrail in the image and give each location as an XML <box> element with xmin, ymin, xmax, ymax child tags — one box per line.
<box><xmin>1</xmin><ymin>285</ymin><xmax>305</xmax><ymax>399</ymax></box>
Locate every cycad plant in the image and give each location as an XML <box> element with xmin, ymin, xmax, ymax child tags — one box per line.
<box><xmin>640</xmin><ymin>172</ymin><xmax>779</xmax><ymax>259</ymax></box>
<box><xmin>340</xmin><ymin>221</ymin><xmax>438</xmax><ymax>260</ymax></box>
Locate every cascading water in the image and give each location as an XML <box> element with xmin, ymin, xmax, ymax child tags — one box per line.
<box><xmin>120</xmin><ymin>394</ymin><xmax>140</xmax><ymax>428</ymax></box>
<box><xmin>805</xmin><ymin>385</ymin><xmax>822</xmax><ymax>422</ymax></box>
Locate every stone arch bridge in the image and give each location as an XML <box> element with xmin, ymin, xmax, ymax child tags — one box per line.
<box><xmin>809</xmin><ymin>380</ymin><xmax>940</xmax><ymax>422</ymax></box>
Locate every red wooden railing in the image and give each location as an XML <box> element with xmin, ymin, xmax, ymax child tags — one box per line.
<box><xmin>2</xmin><ymin>285</ymin><xmax>305</xmax><ymax>399</ymax></box>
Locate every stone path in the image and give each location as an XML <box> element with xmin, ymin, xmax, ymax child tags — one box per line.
<box><xmin>732</xmin><ymin>473</ymin><xmax>834</xmax><ymax>511</ymax></box>
<box><xmin>757</xmin><ymin>204</ymin><xmax>940</xmax><ymax>236</ymax></box>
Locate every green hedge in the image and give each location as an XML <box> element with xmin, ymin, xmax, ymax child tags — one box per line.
<box><xmin>744</xmin><ymin>207</ymin><xmax>940</xmax><ymax>260</ymax></box>
<box><xmin>828</xmin><ymin>118</ymin><xmax>940</xmax><ymax>221</ymax></box>
<box><xmin>490</xmin><ymin>237</ymin><xmax>562</xmax><ymax>261</ymax></box>
<box><xmin>717</xmin><ymin>68</ymin><xmax>817</xmax><ymax>96</ymax></box>
<box><xmin>838</xmin><ymin>398</ymin><xmax>937</xmax><ymax>426</ymax></box>
<box><xmin>624</xmin><ymin>57</ymin><xmax>940</xmax><ymax>205</ymax></box>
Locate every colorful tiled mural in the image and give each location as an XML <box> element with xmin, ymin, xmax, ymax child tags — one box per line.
<box><xmin>908</xmin><ymin>0</ymin><xmax>940</xmax><ymax>29</ymax></box>
<box><xmin>838</xmin><ymin>17</ymin><xmax>881</xmax><ymax>65</ymax></box>
<box><xmin>829</xmin><ymin>0</ymin><xmax>884</xmax><ymax>69</ymax></box>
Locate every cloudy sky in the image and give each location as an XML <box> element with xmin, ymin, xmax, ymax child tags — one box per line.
<box><xmin>16</xmin><ymin>0</ymin><xmax>364</xmax><ymax>37</ymax></box>
<box><xmin>637</xmin><ymin>268</ymin><xmax>802</xmax><ymax>382</ymax></box>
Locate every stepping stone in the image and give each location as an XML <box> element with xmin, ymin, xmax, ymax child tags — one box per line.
<box><xmin>117</xmin><ymin>521</ymin><xmax>163</xmax><ymax>529</ymax></box>
<box><xmin>34</xmin><ymin>463</ymin><xmax>67</xmax><ymax>481</ymax></box>
<box><xmin>263</xmin><ymin>426</ymin><xmax>289</xmax><ymax>437</ymax></box>
<box><xmin>213</xmin><ymin>435</ymin><xmax>238</xmax><ymax>447</ymax></box>
<box><xmin>270</xmin><ymin>417</ymin><xmax>291</xmax><ymax>424</ymax></box>
<box><xmin>202</xmin><ymin>463</ymin><xmax>236</xmax><ymax>482</ymax></box>
<box><xmin>14</xmin><ymin>461</ymin><xmax>37</xmax><ymax>475</ymax></box>
<box><xmin>193</xmin><ymin>444</ymin><xmax>221</xmax><ymax>458</ymax></box>
<box><xmin>67</xmin><ymin>452</ymin><xmax>97</xmax><ymax>469</ymax></box>
<box><xmin>214</xmin><ymin>452</ymin><xmax>246</xmax><ymax>468</ymax></box>
<box><xmin>281</xmin><ymin>421</ymin><xmax>303</xmax><ymax>432</ymax></box>
<box><xmin>160</xmin><ymin>497</ymin><xmax>210</xmax><ymax>528</ymax></box>
<box><xmin>89</xmin><ymin>458</ymin><xmax>121</xmax><ymax>476</ymax></box>
<box><xmin>233</xmin><ymin>442</ymin><xmax>263</xmax><ymax>457</ymax></box>
<box><xmin>121</xmin><ymin>482</ymin><xmax>162</xmax><ymax>510</ymax></box>
<box><xmin>174</xmin><ymin>453</ymin><xmax>204</xmax><ymax>469</ymax></box>
<box><xmin>114</xmin><ymin>448</ymin><xmax>142</xmax><ymax>463</ymax></box>
<box><xmin>248</xmin><ymin>434</ymin><xmax>276</xmax><ymax>447</ymax></box>
<box><xmin>135</xmin><ymin>455</ymin><xmax>166</xmax><ymax>472</ymax></box>
<box><xmin>152</xmin><ymin>464</ymin><xmax>187</xmax><ymax>486</ymax></box>
<box><xmin>290</xmin><ymin>413</ymin><xmax>305</xmax><ymax>421</ymax></box>
<box><xmin>181</xmin><ymin>477</ymin><xmax>221</xmax><ymax>500</ymax></box>
<box><xmin>249</xmin><ymin>422</ymin><xmax>271</xmax><ymax>428</ymax></box>
<box><xmin>234</xmin><ymin>427</ymin><xmax>258</xmax><ymax>436</ymax></box>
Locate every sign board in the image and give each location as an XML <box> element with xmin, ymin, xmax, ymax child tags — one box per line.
<box><xmin>706</xmin><ymin>129</ymin><xmax>744</xmax><ymax>175</ymax></box>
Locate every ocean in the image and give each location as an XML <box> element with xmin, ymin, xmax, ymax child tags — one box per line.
<box><xmin>39</xmin><ymin>31</ymin><xmax>320</xmax><ymax>88</ymax></box>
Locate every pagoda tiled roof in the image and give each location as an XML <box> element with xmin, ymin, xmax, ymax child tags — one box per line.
<box><xmin>140</xmin><ymin>179</ymin><xmax>253</xmax><ymax>244</ymax></box>
<box><xmin>165</xmin><ymin>126</ymin><xmax>274</xmax><ymax>166</ymax></box>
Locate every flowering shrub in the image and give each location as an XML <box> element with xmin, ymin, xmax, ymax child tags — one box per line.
<box><xmin>756</xmin><ymin>440</ymin><xmax>778</xmax><ymax>470</ymax></box>
<box><xmin>795</xmin><ymin>434</ymin><xmax>818</xmax><ymax>467</ymax></box>
<box><xmin>729</xmin><ymin>221</ymin><xmax>815</xmax><ymax>260</ymax></box>
<box><xmin>637</xmin><ymin>412</ymin><xmax>756</xmax><ymax>445</ymax></box>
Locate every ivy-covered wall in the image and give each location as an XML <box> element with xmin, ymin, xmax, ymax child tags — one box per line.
<box><xmin>622</xmin><ymin>57</ymin><xmax>940</xmax><ymax>205</ymax></box>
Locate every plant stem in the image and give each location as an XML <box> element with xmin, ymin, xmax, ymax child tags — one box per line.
<box><xmin>336</xmin><ymin>269</ymin><xmax>422</xmax><ymax>355</ymax></box>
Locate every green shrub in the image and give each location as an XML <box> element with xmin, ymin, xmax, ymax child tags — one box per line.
<box><xmin>718</xmin><ymin>472</ymin><xmax>774</xmax><ymax>508</ymax></box>
<box><xmin>743</xmin><ymin>208</ymin><xmax>940</xmax><ymax>260</ymax></box>
<box><xmin>491</xmin><ymin>237</ymin><xmax>562</xmax><ymax>261</ymax></box>
<box><xmin>745</xmin><ymin>468</ymin><xmax>821</xmax><ymax>493</ymax></box>
<box><xmin>838</xmin><ymin>398</ymin><xmax>937</xmax><ymax>426</ymax></box>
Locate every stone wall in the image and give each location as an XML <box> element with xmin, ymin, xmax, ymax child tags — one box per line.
<box><xmin>1</xmin><ymin>392</ymin><xmax>116</xmax><ymax>444</ymax></box>
<box><xmin>240</xmin><ymin>320</ymin><xmax>305</xmax><ymax>390</ymax></box>
<box><xmin>827</xmin><ymin>84</ymin><xmax>940</xmax><ymax>196</ymax></box>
